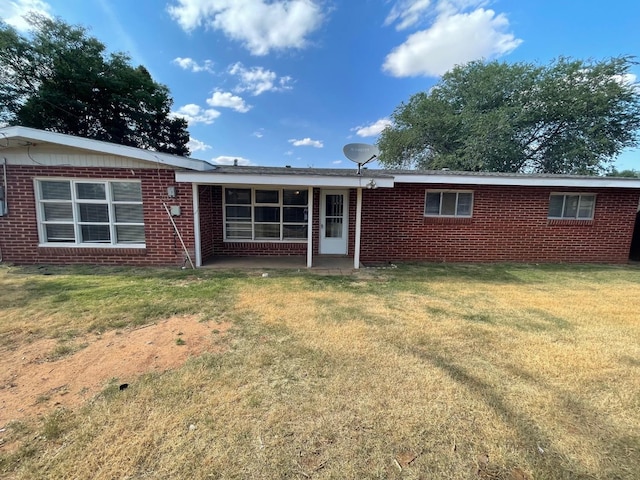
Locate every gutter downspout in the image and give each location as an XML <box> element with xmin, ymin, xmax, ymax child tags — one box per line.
<box><xmin>307</xmin><ymin>186</ymin><xmax>313</xmax><ymax>268</ymax></box>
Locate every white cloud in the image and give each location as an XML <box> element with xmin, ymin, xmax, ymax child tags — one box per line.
<box><xmin>228</xmin><ymin>62</ymin><xmax>293</xmax><ymax>96</ymax></box>
<box><xmin>384</xmin><ymin>0</ymin><xmax>433</xmax><ymax>30</ymax></box>
<box><xmin>253</xmin><ymin>129</ymin><xmax>265</xmax><ymax>138</ymax></box>
<box><xmin>289</xmin><ymin>137</ymin><xmax>323</xmax><ymax>148</ymax></box>
<box><xmin>187</xmin><ymin>137</ymin><xmax>212</xmax><ymax>153</ymax></box>
<box><xmin>384</xmin><ymin>1</ymin><xmax>521</xmax><ymax>77</ymax></box>
<box><xmin>353</xmin><ymin>118</ymin><xmax>393</xmax><ymax>137</ymax></box>
<box><xmin>167</xmin><ymin>0</ymin><xmax>324</xmax><ymax>56</ymax></box>
<box><xmin>211</xmin><ymin>155</ymin><xmax>252</xmax><ymax>166</ymax></box>
<box><xmin>171</xmin><ymin>103</ymin><xmax>221</xmax><ymax>125</ymax></box>
<box><xmin>0</xmin><ymin>0</ymin><xmax>52</xmax><ymax>31</ymax></box>
<box><xmin>332</xmin><ymin>159</ymin><xmax>342</xmax><ymax>165</ymax></box>
<box><xmin>206</xmin><ymin>91</ymin><xmax>251</xmax><ymax>112</ymax></box>
<box><xmin>173</xmin><ymin>57</ymin><xmax>215</xmax><ymax>73</ymax></box>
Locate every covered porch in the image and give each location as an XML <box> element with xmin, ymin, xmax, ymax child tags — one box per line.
<box><xmin>176</xmin><ymin>166</ymin><xmax>394</xmax><ymax>269</ymax></box>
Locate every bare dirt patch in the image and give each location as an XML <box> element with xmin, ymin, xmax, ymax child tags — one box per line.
<box><xmin>0</xmin><ymin>316</ymin><xmax>230</xmax><ymax>427</ymax></box>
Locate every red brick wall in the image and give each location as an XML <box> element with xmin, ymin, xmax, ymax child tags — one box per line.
<box><xmin>0</xmin><ymin>165</ymin><xmax>195</xmax><ymax>266</ymax></box>
<box><xmin>359</xmin><ymin>183</ymin><xmax>640</xmax><ymax>263</ymax></box>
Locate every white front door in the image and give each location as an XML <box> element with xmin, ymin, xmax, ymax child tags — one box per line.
<box><xmin>320</xmin><ymin>190</ymin><xmax>348</xmax><ymax>254</ymax></box>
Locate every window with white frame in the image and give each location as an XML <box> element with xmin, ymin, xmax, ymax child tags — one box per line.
<box><xmin>224</xmin><ymin>187</ymin><xmax>308</xmax><ymax>241</ymax></box>
<box><xmin>548</xmin><ymin>193</ymin><xmax>595</xmax><ymax>219</ymax></box>
<box><xmin>36</xmin><ymin>179</ymin><xmax>145</xmax><ymax>246</ymax></box>
<box><xmin>424</xmin><ymin>191</ymin><xmax>473</xmax><ymax>217</ymax></box>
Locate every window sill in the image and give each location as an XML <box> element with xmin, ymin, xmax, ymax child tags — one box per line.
<box><xmin>38</xmin><ymin>243</ymin><xmax>146</xmax><ymax>249</ymax></box>
<box><xmin>423</xmin><ymin>216</ymin><xmax>473</xmax><ymax>225</ymax></box>
<box><xmin>547</xmin><ymin>219</ymin><xmax>594</xmax><ymax>226</ymax></box>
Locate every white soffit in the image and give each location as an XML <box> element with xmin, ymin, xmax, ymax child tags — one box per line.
<box><xmin>0</xmin><ymin>126</ymin><xmax>214</xmax><ymax>172</ymax></box>
<box><xmin>393</xmin><ymin>174</ymin><xmax>640</xmax><ymax>189</ymax></box>
<box><xmin>175</xmin><ymin>171</ymin><xmax>395</xmax><ymax>188</ymax></box>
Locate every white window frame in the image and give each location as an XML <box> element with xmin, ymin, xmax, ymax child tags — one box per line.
<box><xmin>35</xmin><ymin>178</ymin><xmax>145</xmax><ymax>248</ymax></box>
<box><xmin>223</xmin><ymin>187</ymin><xmax>309</xmax><ymax>242</ymax></box>
<box><xmin>424</xmin><ymin>190</ymin><xmax>474</xmax><ymax>218</ymax></box>
<box><xmin>548</xmin><ymin>193</ymin><xmax>596</xmax><ymax>220</ymax></box>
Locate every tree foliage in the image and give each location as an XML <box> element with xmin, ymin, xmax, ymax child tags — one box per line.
<box><xmin>378</xmin><ymin>57</ymin><xmax>640</xmax><ymax>174</ymax></box>
<box><xmin>0</xmin><ymin>14</ymin><xmax>189</xmax><ymax>156</ymax></box>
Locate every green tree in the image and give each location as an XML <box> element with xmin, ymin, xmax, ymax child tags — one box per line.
<box><xmin>0</xmin><ymin>14</ymin><xmax>190</xmax><ymax>156</ymax></box>
<box><xmin>378</xmin><ymin>57</ymin><xmax>640</xmax><ymax>174</ymax></box>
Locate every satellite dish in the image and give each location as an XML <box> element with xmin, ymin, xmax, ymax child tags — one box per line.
<box><xmin>343</xmin><ymin>143</ymin><xmax>379</xmax><ymax>174</ymax></box>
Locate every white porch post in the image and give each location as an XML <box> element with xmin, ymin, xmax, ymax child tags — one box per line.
<box><xmin>354</xmin><ymin>187</ymin><xmax>362</xmax><ymax>269</ymax></box>
<box><xmin>307</xmin><ymin>186</ymin><xmax>314</xmax><ymax>268</ymax></box>
<box><xmin>192</xmin><ymin>183</ymin><xmax>202</xmax><ymax>267</ymax></box>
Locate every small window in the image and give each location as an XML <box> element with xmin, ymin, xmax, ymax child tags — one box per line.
<box><xmin>424</xmin><ymin>191</ymin><xmax>473</xmax><ymax>217</ymax></box>
<box><xmin>548</xmin><ymin>194</ymin><xmax>595</xmax><ymax>219</ymax></box>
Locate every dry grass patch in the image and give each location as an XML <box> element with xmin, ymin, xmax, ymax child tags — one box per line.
<box><xmin>1</xmin><ymin>264</ymin><xmax>639</xmax><ymax>479</ymax></box>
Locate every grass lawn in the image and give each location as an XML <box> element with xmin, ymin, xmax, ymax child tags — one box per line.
<box><xmin>1</xmin><ymin>263</ymin><xmax>639</xmax><ymax>479</ymax></box>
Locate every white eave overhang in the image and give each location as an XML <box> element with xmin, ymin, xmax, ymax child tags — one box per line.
<box><xmin>0</xmin><ymin>126</ymin><xmax>215</xmax><ymax>172</ymax></box>
<box><xmin>393</xmin><ymin>173</ymin><xmax>640</xmax><ymax>189</ymax></box>
<box><xmin>175</xmin><ymin>171</ymin><xmax>395</xmax><ymax>188</ymax></box>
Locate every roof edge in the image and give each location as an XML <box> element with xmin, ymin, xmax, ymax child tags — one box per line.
<box><xmin>0</xmin><ymin>126</ymin><xmax>215</xmax><ymax>172</ymax></box>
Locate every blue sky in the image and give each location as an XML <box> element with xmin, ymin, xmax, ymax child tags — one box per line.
<box><xmin>1</xmin><ymin>0</ymin><xmax>639</xmax><ymax>171</ymax></box>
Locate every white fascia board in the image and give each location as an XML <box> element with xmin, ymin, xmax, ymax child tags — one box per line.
<box><xmin>1</xmin><ymin>126</ymin><xmax>214</xmax><ymax>172</ymax></box>
<box><xmin>175</xmin><ymin>171</ymin><xmax>395</xmax><ymax>188</ymax></box>
<box><xmin>393</xmin><ymin>174</ymin><xmax>640</xmax><ymax>189</ymax></box>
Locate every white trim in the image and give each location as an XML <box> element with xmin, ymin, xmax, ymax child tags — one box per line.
<box><xmin>34</xmin><ymin>178</ymin><xmax>146</xmax><ymax>248</ymax></box>
<box><xmin>177</xmin><ymin>172</ymin><xmax>394</xmax><ymax>188</ymax></box>
<box><xmin>192</xmin><ymin>183</ymin><xmax>201</xmax><ymax>267</ymax></box>
<box><xmin>1</xmin><ymin>126</ymin><xmax>214</xmax><ymax>171</ymax></box>
<box><xmin>394</xmin><ymin>173</ymin><xmax>640</xmax><ymax>188</ymax></box>
<box><xmin>354</xmin><ymin>188</ymin><xmax>362</xmax><ymax>269</ymax></box>
<box><xmin>307</xmin><ymin>186</ymin><xmax>314</xmax><ymax>268</ymax></box>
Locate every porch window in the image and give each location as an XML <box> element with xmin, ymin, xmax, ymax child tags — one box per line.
<box><xmin>36</xmin><ymin>179</ymin><xmax>145</xmax><ymax>246</ymax></box>
<box><xmin>224</xmin><ymin>188</ymin><xmax>308</xmax><ymax>241</ymax></box>
<box><xmin>424</xmin><ymin>191</ymin><xmax>473</xmax><ymax>217</ymax></box>
<box><xmin>548</xmin><ymin>193</ymin><xmax>595</xmax><ymax>219</ymax></box>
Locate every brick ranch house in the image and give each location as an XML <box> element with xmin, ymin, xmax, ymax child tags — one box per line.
<box><xmin>1</xmin><ymin>126</ymin><xmax>640</xmax><ymax>268</ymax></box>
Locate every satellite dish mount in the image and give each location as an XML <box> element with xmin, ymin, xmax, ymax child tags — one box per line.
<box><xmin>343</xmin><ymin>143</ymin><xmax>380</xmax><ymax>175</ymax></box>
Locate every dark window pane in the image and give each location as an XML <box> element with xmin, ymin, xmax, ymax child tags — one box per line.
<box><xmin>226</xmin><ymin>205</ymin><xmax>251</xmax><ymax>220</ymax></box>
<box><xmin>44</xmin><ymin>203</ymin><xmax>73</xmax><ymax>221</ymax></box>
<box><xmin>283</xmin><ymin>207</ymin><xmax>307</xmax><ymax>222</ymax></box>
<box><xmin>226</xmin><ymin>223</ymin><xmax>252</xmax><ymax>239</ymax></box>
<box><xmin>79</xmin><ymin>203</ymin><xmax>109</xmax><ymax>222</ymax></box>
<box><xmin>255</xmin><ymin>223</ymin><xmax>280</xmax><ymax>239</ymax></box>
<box><xmin>255</xmin><ymin>190</ymin><xmax>279</xmax><ymax>203</ymax></box>
<box><xmin>326</xmin><ymin>218</ymin><xmax>343</xmax><ymax>238</ymax></box>
<box><xmin>115</xmin><ymin>204</ymin><xmax>143</xmax><ymax>223</ymax></box>
<box><xmin>76</xmin><ymin>183</ymin><xmax>106</xmax><ymax>200</ymax></box>
<box><xmin>325</xmin><ymin>195</ymin><xmax>343</xmax><ymax>217</ymax></box>
<box><xmin>41</xmin><ymin>181</ymin><xmax>71</xmax><ymax>200</ymax></box>
<box><xmin>112</xmin><ymin>182</ymin><xmax>142</xmax><ymax>202</ymax></box>
<box><xmin>283</xmin><ymin>189</ymin><xmax>308</xmax><ymax>205</ymax></box>
<box><xmin>116</xmin><ymin>225</ymin><xmax>145</xmax><ymax>243</ymax></box>
<box><xmin>283</xmin><ymin>225</ymin><xmax>308</xmax><ymax>239</ymax></box>
<box><xmin>441</xmin><ymin>193</ymin><xmax>457</xmax><ymax>215</ymax></box>
<box><xmin>81</xmin><ymin>225</ymin><xmax>110</xmax><ymax>243</ymax></box>
<box><xmin>578</xmin><ymin>195</ymin><xmax>595</xmax><ymax>218</ymax></box>
<box><xmin>563</xmin><ymin>195</ymin><xmax>579</xmax><ymax>218</ymax></box>
<box><xmin>457</xmin><ymin>193</ymin><xmax>473</xmax><ymax>216</ymax></box>
<box><xmin>255</xmin><ymin>206</ymin><xmax>280</xmax><ymax>222</ymax></box>
<box><xmin>425</xmin><ymin>192</ymin><xmax>441</xmax><ymax>215</ymax></box>
<box><xmin>225</xmin><ymin>188</ymin><xmax>251</xmax><ymax>204</ymax></box>
<box><xmin>45</xmin><ymin>224</ymin><xmax>75</xmax><ymax>242</ymax></box>
<box><xmin>548</xmin><ymin>195</ymin><xmax>564</xmax><ymax>218</ymax></box>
